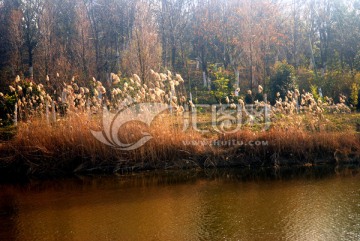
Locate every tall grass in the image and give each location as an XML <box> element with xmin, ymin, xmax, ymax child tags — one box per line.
<box><xmin>0</xmin><ymin>112</ymin><xmax>207</xmax><ymax>175</ymax></box>
<box><xmin>0</xmin><ymin>72</ymin><xmax>359</xmax><ymax>177</ymax></box>
<box><xmin>0</xmin><ymin>111</ymin><xmax>359</xmax><ymax>177</ymax></box>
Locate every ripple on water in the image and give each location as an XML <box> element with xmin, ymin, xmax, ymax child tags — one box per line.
<box><xmin>0</xmin><ymin>168</ymin><xmax>359</xmax><ymax>241</ymax></box>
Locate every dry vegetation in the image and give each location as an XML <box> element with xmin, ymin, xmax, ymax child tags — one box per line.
<box><xmin>0</xmin><ymin>111</ymin><xmax>359</xmax><ymax>177</ymax></box>
<box><xmin>0</xmin><ymin>72</ymin><xmax>359</xmax><ymax>177</ymax></box>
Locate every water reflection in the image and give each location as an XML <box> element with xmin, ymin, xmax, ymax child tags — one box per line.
<box><xmin>0</xmin><ymin>165</ymin><xmax>359</xmax><ymax>241</ymax></box>
<box><xmin>0</xmin><ymin>194</ymin><xmax>19</xmax><ymax>241</ymax></box>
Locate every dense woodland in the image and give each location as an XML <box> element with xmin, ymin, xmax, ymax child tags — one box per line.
<box><xmin>1</xmin><ymin>0</ymin><xmax>360</xmax><ymax>105</ymax></box>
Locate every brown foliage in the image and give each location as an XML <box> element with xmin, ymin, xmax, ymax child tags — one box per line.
<box><xmin>0</xmin><ymin>112</ymin><xmax>359</xmax><ymax>177</ymax></box>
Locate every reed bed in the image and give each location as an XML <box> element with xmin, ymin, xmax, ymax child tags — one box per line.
<box><xmin>0</xmin><ymin>111</ymin><xmax>359</xmax><ymax>177</ymax></box>
<box><xmin>0</xmin><ymin>71</ymin><xmax>359</xmax><ymax>177</ymax></box>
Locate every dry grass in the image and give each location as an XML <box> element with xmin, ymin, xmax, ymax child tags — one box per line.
<box><xmin>1</xmin><ymin>73</ymin><xmax>359</xmax><ymax>178</ymax></box>
<box><xmin>0</xmin><ymin>113</ymin><xmax>208</xmax><ymax>176</ymax></box>
<box><xmin>0</xmin><ymin>112</ymin><xmax>359</xmax><ymax>177</ymax></box>
<box><xmin>220</xmin><ymin>127</ymin><xmax>360</xmax><ymax>166</ymax></box>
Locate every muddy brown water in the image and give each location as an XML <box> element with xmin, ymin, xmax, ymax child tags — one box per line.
<box><xmin>0</xmin><ymin>166</ymin><xmax>359</xmax><ymax>241</ymax></box>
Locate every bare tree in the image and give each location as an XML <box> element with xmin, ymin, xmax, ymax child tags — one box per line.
<box><xmin>0</xmin><ymin>0</ymin><xmax>23</xmax><ymax>82</ymax></box>
<box><xmin>122</xmin><ymin>0</ymin><xmax>162</xmax><ymax>83</ymax></box>
<box><xmin>22</xmin><ymin>0</ymin><xmax>42</xmax><ymax>79</ymax></box>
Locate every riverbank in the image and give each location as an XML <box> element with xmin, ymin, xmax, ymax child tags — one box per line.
<box><xmin>0</xmin><ymin>112</ymin><xmax>359</xmax><ymax>179</ymax></box>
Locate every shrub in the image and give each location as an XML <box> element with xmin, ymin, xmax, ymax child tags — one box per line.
<box><xmin>210</xmin><ymin>68</ymin><xmax>231</xmax><ymax>104</ymax></box>
<box><xmin>269</xmin><ymin>61</ymin><xmax>297</xmax><ymax>102</ymax></box>
<box><xmin>350</xmin><ymin>83</ymin><xmax>359</xmax><ymax>108</ymax></box>
<box><xmin>0</xmin><ymin>94</ymin><xmax>17</xmax><ymax>126</ymax></box>
<box><xmin>297</xmin><ymin>68</ymin><xmax>315</xmax><ymax>92</ymax></box>
<box><xmin>310</xmin><ymin>84</ymin><xmax>320</xmax><ymax>101</ymax></box>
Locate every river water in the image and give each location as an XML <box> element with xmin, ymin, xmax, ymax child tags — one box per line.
<box><xmin>0</xmin><ymin>166</ymin><xmax>359</xmax><ymax>241</ymax></box>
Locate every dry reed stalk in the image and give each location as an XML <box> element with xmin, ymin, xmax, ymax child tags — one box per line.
<box><xmin>0</xmin><ymin>113</ymin><xmax>359</xmax><ymax>176</ymax></box>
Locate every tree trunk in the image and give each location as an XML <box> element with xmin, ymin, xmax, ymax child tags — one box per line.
<box><xmin>28</xmin><ymin>46</ymin><xmax>33</xmax><ymax>79</ymax></box>
<box><xmin>234</xmin><ymin>68</ymin><xmax>240</xmax><ymax>88</ymax></box>
<box><xmin>293</xmin><ymin>0</ymin><xmax>298</xmax><ymax>68</ymax></box>
<box><xmin>203</xmin><ymin>71</ymin><xmax>207</xmax><ymax>87</ymax></box>
<box><xmin>171</xmin><ymin>45</ymin><xmax>176</xmax><ymax>70</ymax></box>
